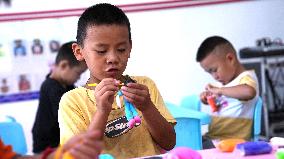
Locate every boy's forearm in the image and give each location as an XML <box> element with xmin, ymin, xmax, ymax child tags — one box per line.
<box><xmin>88</xmin><ymin>110</ymin><xmax>109</xmax><ymax>137</ymax></box>
<box><xmin>219</xmin><ymin>84</ymin><xmax>256</xmax><ymax>100</ymax></box>
<box><xmin>141</xmin><ymin>103</ymin><xmax>176</xmax><ymax>150</ymax></box>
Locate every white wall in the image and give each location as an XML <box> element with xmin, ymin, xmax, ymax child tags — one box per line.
<box><xmin>126</xmin><ymin>0</ymin><xmax>284</xmax><ymax>103</ymax></box>
<box><xmin>1</xmin><ymin>0</ymin><xmax>284</xmax><ymax>154</ymax></box>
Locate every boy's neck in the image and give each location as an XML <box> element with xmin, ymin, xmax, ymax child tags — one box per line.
<box><xmin>49</xmin><ymin>70</ymin><xmax>67</xmax><ymax>88</ymax></box>
<box><xmin>232</xmin><ymin>63</ymin><xmax>246</xmax><ymax>81</ymax></box>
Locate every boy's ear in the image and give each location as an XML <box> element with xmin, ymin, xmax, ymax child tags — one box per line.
<box><xmin>226</xmin><ymin>52</ymin><xmax>235</xmax><ymax>62</ymax></box>
<box><xmin>58</xmin><ymin>60</ymin><xmax>69</xmax><ymax>69</ymax></box>
<box><xmin>72</xmin><ymin>43</ymin><xmax>84</xmax><ymax>61</ymax></box>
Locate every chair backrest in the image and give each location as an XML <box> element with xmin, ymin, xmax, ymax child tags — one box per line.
<box><xmin>0</xmin><ymin>116</ymin><xmax>27</xmax><ymax>155</ymax></box>
<box><xmin>253</xmin><ymin>97</ymin><xmax>263</xmax><ymax>141</ymax></box>
<box><xmin>180</xmin><ymin>94</ymin><xmax>201</xmax><ymax>111</ymax></box>
<box><xmin>165</xmin><ymin>102</ymin><xmax>202</xmax><ymax>150</ymax></box>
<box><xmin>180</xmin><ymin>95</ymin><xmax>211</xmax><ymax>125</ymax></box>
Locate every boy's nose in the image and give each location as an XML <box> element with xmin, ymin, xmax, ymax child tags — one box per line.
<box><xmin>106</xmin><ymin>52</ymin><xmax>119</xmax><ymax>64</ymax></box>
<box><xmin>212</xmin><ymin>73</ymin><xmax>219</xmax><ymax>80</ymax></box>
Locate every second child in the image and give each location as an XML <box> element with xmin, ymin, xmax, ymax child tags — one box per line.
<box><xmin>32</xmin><ymin>41</ymin><xmax>87</xmax><ymax>153</ymax></box>
<box><xmin>196</xmin><ymin>36</ymin><xmax>259</xmax><ymax>148</ymax></box>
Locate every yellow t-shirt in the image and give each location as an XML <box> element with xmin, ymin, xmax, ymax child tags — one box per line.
<box><xmin>59</xmin><ymin>76</ymin><xmax>176</xmax><ymax>159</ymax></box>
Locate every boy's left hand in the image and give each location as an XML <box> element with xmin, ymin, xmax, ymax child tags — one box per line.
<box><xmin>120</xmin><ymin>83</ymin><xmax>152</xmax><ymax>111</ymax></box>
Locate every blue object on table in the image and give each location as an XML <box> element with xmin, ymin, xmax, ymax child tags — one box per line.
<box><xmin>253</xmin><ymin>97</ymin><xmax>263</xmax><ymax>141</ymax></box>
<box><xmin>236</xmin><ymin>141</ymin><xmax>272</xmax><ymax>156</ymax></box>
<box><xmin>0</xmin><ymin>116</ymin><xmax>27</xmax><ymax>155</ymax></box>
<box><xmin>165</xmin><ymin>102</ymin><xmax>211</xmax><ymax>150</ymax></box>
<box><xmin>99</xmin><ymin>154</ymin><xmax>115</xmax><ymax>159</ymax></box>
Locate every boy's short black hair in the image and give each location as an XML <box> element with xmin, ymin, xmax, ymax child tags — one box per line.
<box><xmin>55</xmin><ymin>41</ymin><xmax>80</xmax><ymax>67</ymax></box>
<box><xmin>196</xmin><ymin>36</ymin><xmax>235</xmax><ymax>62</ymax></box>
<box><xmin>76</xmin><ymin>3</ymin><xmax>131</xmax><ymax>47</ymax></box>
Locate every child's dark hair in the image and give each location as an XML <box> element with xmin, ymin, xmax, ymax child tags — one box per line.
<box><xmin>196</xmin><ymin>36</ymin><xmax>235</xmax><ymax>62</ymax></box>
<box><xmin>76</xmin><ymin>3</ymin><xmax>131</xmax><ymax>47</ymax></box>
<box><xmin>55</xmin><ymin>41</ymin><xmax>80</xmax><ymax>67</ymax></box>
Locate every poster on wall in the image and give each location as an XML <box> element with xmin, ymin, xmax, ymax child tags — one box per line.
<box><xmin>0</xmin><ymin>17</ymin><xmax>78</xmax><ymax>103</ymax></box>
<box><xmin>0</xmin><ymin>37</ymin><xmax>61</xmax><ymax>103</ymax></box>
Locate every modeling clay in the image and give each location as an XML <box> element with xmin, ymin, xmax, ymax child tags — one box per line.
<box><xmin>276</xmin><ymin>148</ymin><xmax>284</xmax><ymax>159</ymax></box>
<box><xmin>217</xmin><ymin>138</ymin><xmax>246</xmax><ymax>152</ymax></box>
<box><xmin>235</xmin><ymin>141</ymin><xmax>272</xmax><ymax>156</ymax></box>
<box><xmin>163</xmin><ymin>147</ymin><xmax>202</xmax><ymax>159</ymax></box>
<box><xmin>207</xmin><ymin>96</ymin><xmax>218</xmax><ymax>112</ymax></box>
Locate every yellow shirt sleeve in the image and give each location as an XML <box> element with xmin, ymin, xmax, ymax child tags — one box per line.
<box><xmin>239</xmin><ymin>75</ymin><xmax>257</xmax><ymax>90</ymax></box>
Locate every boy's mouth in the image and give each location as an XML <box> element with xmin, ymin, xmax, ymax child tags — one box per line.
<box><xmin>219</xmin><ymin>80</ymin><xmax>226</xmax><ymax>85</ymax></box>
<box><xmin>107</xmin><ymin>68</ymin><xmax>119</xmax><ymax>72</ymax></box>
<box><xmin>106</xmin><ymin>68</ymin><xmax>120</xmax><ymax>76</ymax></box>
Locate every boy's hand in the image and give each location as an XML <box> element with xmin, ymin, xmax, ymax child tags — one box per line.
<box><xmin>60</xmin><ymin>131</ymin><xmax>103</xmax><ymax>159</ymax></box>
<box><xmin>94</xmin><ymin>78</ymin><xmax>120</xmax><ymax>114</ymax></box>
<box><xmin>206</xmin><ymin>84</ymin><xmax>222</xmax><ymax>96</ymax></box>
<box><xmin>120</xmin><ymin>83</ymin><xmax>152</xmax><ymax>112</ymax></box>
<box><xmin>200</xmin><ymin>91</ymin><xmax>210</xmax><ymax>104</ymax></box>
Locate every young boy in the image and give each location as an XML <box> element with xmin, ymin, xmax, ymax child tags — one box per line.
<box><xmin>32</xmin><ymin>41</ymin><xmax>87</xmax><ymax>153</ymax></box>
<box><xmin>58</xmin><ymin>3</ymin><xmax>176</xmax><ymax>159</ymax></box>
<box><xmin>196</xmin><ymin>36</ymin><xmax>259</xmax><ymax>148</ymax></box>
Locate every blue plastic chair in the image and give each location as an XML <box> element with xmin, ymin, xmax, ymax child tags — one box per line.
<box><xmin>180</xmin><ymin>95</ymin><xmax>211</xmax><ymax>125</ymax></box>
<box><xmin>253</xmin><ymin>97</ymin><xmax>263</xmax><ymax>141</ymax></box>
<box><xmin>0</xmin><ymin>116</ymin><xmax>27</xmax><ymax>155</ymax></box>
<box><xmin>180</xmin><ymin>94</ymin><xmax>201</xmax><ymax>111</ymax></box>
<box><xmin>165</xmin><ymin>102</ymin><xmax>211</xmax><ymax>150</ymax></box>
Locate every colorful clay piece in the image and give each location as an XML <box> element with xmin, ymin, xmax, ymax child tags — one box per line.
<box><xmin>121</xmin><ymin>75</ymin><xmax>141</xmax><ymax>128</ymax></box>
<box><xmin>270</xmin><ymin>137</ymin><xmax>284</xmax><ymax>147</ymax></box>
<box><xmin>217</xmin><ymin>138</ymin><xmax>246</xmax><ymax>152</ymax></box>
<box><xmin>276</xmin><ymin>148</ymin><xmax>284</xmax><ymax>159</ymax></box>
<box><xmin>236</xmin><ymin>141</ymin><xmax>272</xmax><ymax>156</ymax></box>
<box><xmin>163</xmin><ymin>147</ymin><xmax>202</xmax><ymax>159</ymax></box>
<box><xmin>117</xmin><ymin>90</ymin><xmax>141</xmax><ymax>129</ymax></box>
<box><xmin>207</xmin><ymin>96</ymin><xmax>218</xmax><ymax>112</ymax></box>
<box><xmin>88</xmin><ymin>75</ymin><xmax>141</xmax><ymax>129</ymax></box>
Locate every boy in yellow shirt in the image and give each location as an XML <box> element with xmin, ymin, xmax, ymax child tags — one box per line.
<box><xmin>58</xmin><ymin>3</ymin><xmax>176</xmax><ymax>159</ymax></box>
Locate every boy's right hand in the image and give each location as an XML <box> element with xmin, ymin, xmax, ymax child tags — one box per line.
<box><xmin>200</xmin><ymin>91</ymin><xmax>210</xmax><ymax>104</ymax></box>
<box><xmin>58</xmin><ymin>130</ymin><xmax>103</xmax><ymax>159</ymax></box>
<box><xmin>94</xmin><ymin>78</ymin><xmax>120</xmax><ymax>114</ymax></box>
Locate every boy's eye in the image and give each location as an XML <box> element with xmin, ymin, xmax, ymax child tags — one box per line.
<box><xmin>117</xmin><ymin>48</ymin><xmax>126</xmax><ymax>53</ymax></box>
<box><xmin>208</xmin><ymin>68</ymin><xmax>217</xmax><ymax>74</ymax></box>
<box><xmin>95</xmin><ymin>50</ymin><xmax>106</xmax><ymax>54</ymax></box>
